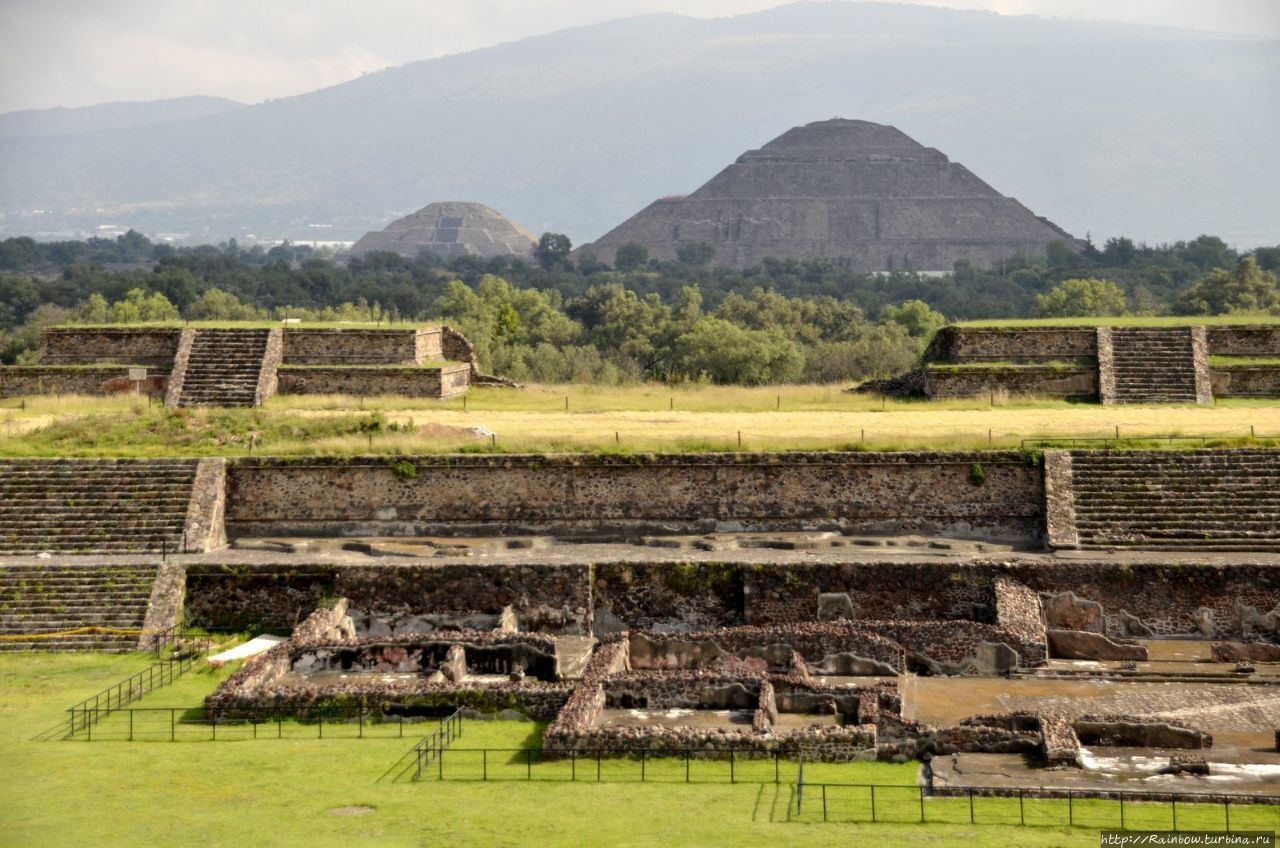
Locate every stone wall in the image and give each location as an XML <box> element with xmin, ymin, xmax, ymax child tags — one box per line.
<box><xmin>40</xmin><ymin>328</ymin><xmax>181</xmax><ymax>365</ymax></box>
<box><xmin>206</xmin><ymin>628</ymin><xmax>572</xmax><ymax>720</ymax></box>
<box><xmin>0</xmin><ymin>366</ymin><xmax>168</xmax><ymax>398</ymax></box>
<box><xmin>183</xmin><ymin>562</ymin><xmax>591</xmax><ymax>634</ymax></box>
<box><xmin>627</xmin><ymin>623</ymin><xmax>906</xmax><ymax>674</ymax></box>
<box><xmin>1211</xmin><ymin>366</ymin><xmax>1280</xmax><ymax>398</ymax></box>
<box><xmin>279</xmin><ymin>328</ymin><xmax>441</xmax><ymax>365</ymax></box>
<box><xmin>1206</xmin><ymin>326</ymin><xmax>1280</xmax><ymax>356</ymax></box>
<box><xmin>924</xmin><ymin>366</ymin><xmax>1096</xmax><ymax>399</ymax></box>
<box><xmin>182</xmin><ymin>458</ymin><xmax>227</xmax><ymax>552</ymax></box>
<box><xmin>223</xmin><ymin>452</ymin><xmax>1044</xmax><ymax>541</ymax></box>
<box><xmin>925</xmin><ymin>327</ymin><xmax>1098</xmax><ymax>363</ymax></box>
<box><xmin>276</xmin><ymin>364</ymin><xmax>469</xmax><ymax>398</ymax></box>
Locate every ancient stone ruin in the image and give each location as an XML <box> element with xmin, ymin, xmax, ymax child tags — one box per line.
<box><xmin>2</xmin><ymin>448</ymin><xmax>1277</xmax><ymax>786</ymax></box>
<box><xmin>349</xmin><ymin>201</ymin><xmax>537</xmax><ymax>261</ymax></box>
<box><xmin>575</xmin><ymin>118</ymin><xmax>1079</xmax><ymax>272</ymax></box>
<box><xmin>0</xmin><ymin>325</ymin><xmax>486</xmax><ymax>405</ymax></box>
<box><xmin>914</xmin><ymin>323</ymin><xmax>1280</xmax><ymax>402</ymax></box>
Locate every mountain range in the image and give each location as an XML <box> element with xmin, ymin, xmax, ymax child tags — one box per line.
<box><xmin>1</xmin><ymin>2</ymin><xmax>1277</xmax><ymax>249</ymax></box>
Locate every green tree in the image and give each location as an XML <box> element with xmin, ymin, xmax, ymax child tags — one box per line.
<box><xmin>1035</xmin><ymin>278</ymin><xmax>1127</xmax><ymax>317</ymax></box>
<box><xmin>878</xmin><ymin>299</ymin><xmax>945</xmax><ymax>345</ymax></box>
<box><xmin>1176</xmin><ymin>256</ymin><xmax>1280</xmax><ymax>315</ymax></box>
<box><xmin>614</xmin><ymin>243</ymin><xmax>649</xmax><ymax>272</ymax></box>
<box><xmin>534</xmin><ymin>232</ymin><xmax>572</xmax><ymax>270</ymax></box>
<box><xmin>187</xmin><ymin>288</ymin><xmax>267</xmax><ymax>321</ymax></box>
<box><xmin>672</xmin><ymin>317</ymin><xmax>804</xmax><ymax>385</ymax></box>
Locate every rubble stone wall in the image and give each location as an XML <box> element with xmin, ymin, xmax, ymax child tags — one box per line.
<box><xmin>224</xmin><ymin>452</ymin><xmax>1044</xmax><ymax>540</ymax></box>
<box><xmin>183</xmin><ymin>562</ymin><xmax>591</xmax><ymax>635</ymax></box>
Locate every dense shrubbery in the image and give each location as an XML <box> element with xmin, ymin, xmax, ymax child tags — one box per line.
<box><xmin>0</xmin><ymin>230</ymin><xmax>1277</xmax><ymax>380</ymax></box>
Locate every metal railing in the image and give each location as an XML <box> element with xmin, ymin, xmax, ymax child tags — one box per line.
<box><xmin>792</xmin><ymin>782</ymin><xmax>1280</xmax><ymax>831</ymax></box>
<box><xmin>406</xmin><ymin>746</ymin><xmax>877</xmax><ymax>784</ymax></box>
<box><xmin>63</xmin><ymin>644</ymin><xmax>206</xmax><ymax>737</ymax></box>
<box><xmin>64</xmin><ymin>704</ymin><xmax>420</xmax><ymax>742</ymax></box>
<box><xmin>410</xmin><ymin>710</ymin><xmax>464</xmax><ymax>780</ymax></box>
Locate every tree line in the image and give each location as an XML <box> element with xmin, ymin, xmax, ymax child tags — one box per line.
<box><xmin>0</xmin><ymin>231</ymin><xmax>1277</xmax><ymax>381</ymax></box>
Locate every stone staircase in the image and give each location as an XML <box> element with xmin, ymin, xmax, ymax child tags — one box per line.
<box><xmin>177</xmin><ymin>329</ymin><xmax>272</xmax><ymax>407</ymax></box>
<box><xmin>1102</xmin><ymin>327</ymin><xmax>1205</xmax><ymax>404</ymax></box>
<box><xmin>1068</xmin><ymin>449</ymin><xmax>1280</xmax><ymax>550</ymax></box>
<box><xmin>0</xmin><ymin>459</ymin><xmax>198</xmax><ymax>554</ymax></box>
<box><xmin>0</xmin><ymin>564</ymin><xmax>157</xmax><ymax>651</ymax></box>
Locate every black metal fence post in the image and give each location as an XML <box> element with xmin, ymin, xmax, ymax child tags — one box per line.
<box><xmin>870</xmin><ymin>785</ymin><xmax>876</xmax><ymax>822</ymax></box>
<box><xmin>822</xmin><ymin>785</ymin><xmax>828</xmax><ymax>823</ymax></box>
<box><xmin>919</xmin><ymin>785</ymin><xmax>925</xmax><ymax>823</ymax></box>
<box><xmin>1018</xmin><ymin>789</ymin><xmax>1024</xmax><ymax>826</ymax></box>
<box><xmin>527</xmin><ymin>748</ymin><xmax>532</xmax><ymax>780</ymax></box>
<box><xmin>969</xmin><ymin>788</ymin><xmax>975</xmax><ymax>824</ymax></box>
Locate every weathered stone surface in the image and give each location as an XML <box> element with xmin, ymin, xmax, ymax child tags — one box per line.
<box><xmin>349</xmin><ymin>201</ymin><xmax>536</xmax><ymax>260</ymax></box>
<box><xmin>224</xmin><ymin>451</ymin><xmax>1045</xmax><ymax>541</ymax></box>
<box><xmin>1041</xmin><ymin>591</ymin><xmax>1106</xmax><ymax>633</ymax></box>
<box><xmin>1047</xmin><ymin>629</ymin><xmax>1147</xmax><ymax>661</ymax></box>
<box><xmin>817</xmin><ymin>592</ymin><xmax>856</xmax><ymax>621</ymax></box>
<box><xmin>575</xmin><ymin>118</ymin><xmax>1080</xmax><ymax>272</ymax></box>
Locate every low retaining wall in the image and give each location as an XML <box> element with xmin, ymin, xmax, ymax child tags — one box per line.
<box><xmin>224</xmin><ymin>452</ymin><xmax>1044</xmax><ymax>540</ymax></box>
<box><xmin>40</xmin><ymin>328</ymin><xmax>180</xmax><ymax>365</ymax></box>
<box><xmin>276</xmin><ymin>363</ymin><xmax>469</xmax><ymax>398</ymax></box>
<box><xmin>280</xmin><ymin>328</ymin><xmax>442</xmax><ymax>365</ymax></box>
<box><xmin>0</xmin><ymin>366</ymin><xmax>167</xmax><ymax>397</ymax></box>
<box><xmin>925</xmin><ymin>366</ymin><xmax>1096</xmax><ymax>399</ymax></box>
<box><xmin>1211</xmin><ymin>366</ymin><xmax>1280</xmax><ymax>398</ymax></box>
<box><xmin>184</xmin><ymin>562</ymin><xmax>591</xmax><ymax>634</ymax></box>
<box><xmin>925</xmin><ymin>327</ymin><xmax>1097</xmax><ymax>362</ymax></box>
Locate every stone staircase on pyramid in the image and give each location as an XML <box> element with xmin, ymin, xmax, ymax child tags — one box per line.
<box><xmin>0</xmin><ymin>564</ymin><xmax>158</xmax><ymax>651</ymax></box>
<box><xmin>0</xmin><ymin>459</ymin><xmax>199</xmax><ymax>554</ymax></box>
<box><xmin>171</xmin><ymin>328</ymin><xmax>279</xmax><ymax>407</ymax></box>
<box><xmin>1099</xmin><ymin>327</ymin><xmax>1209</xmax><ymax>405</ymax></box>
<box><xmin>1061</xmin><ymin>449</ymin><xmax>1280</xmax><ymax>551</ymax></box>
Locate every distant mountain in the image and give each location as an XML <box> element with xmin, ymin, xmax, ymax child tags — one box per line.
<box><xmin>0</xmin><ymin>96</ymin><xmax>244</xmax><ymax>140</ymax></box>
<box><xmin>0</xmin><ymin>2</ymin><xmax>1276</xmax><ymax>248</ymax></box>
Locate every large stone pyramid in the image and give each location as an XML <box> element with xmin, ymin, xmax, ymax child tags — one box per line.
<box><xmin>350</xmin><ymin>201</ymin><xmax>537</xmax><ymax>260</ymax></box>
<box><xmin>577</xmin><ymin>119</ymin><xmax>1079</xmax><ymax>272</ymax></box>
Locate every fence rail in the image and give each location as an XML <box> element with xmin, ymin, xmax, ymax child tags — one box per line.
<box><xmin>63</xmin><ymin>645</ymin><xmax>206</xmax><ymax>737</ymax></box>
<box><xmin>410</xmin><ymin>710</ymin><xmax>463</xmax><ymax>780</ymax></box>
<box><xmin>793</xmin><ymin>782</ymin><xmax>1280</xmax><ymax>832</ymax></box>
<box><xmin>61</xmin><ymin>704</ymin><xmax>446</xmax><ymax>742</ymax></box>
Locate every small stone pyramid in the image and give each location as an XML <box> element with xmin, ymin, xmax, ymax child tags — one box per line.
<box><xmin>350</xmin><ymin>201</ymin><xmax>536</xmax><ymax>260</ymax></box>
<box><xmin>576</xmin><ymin>119</ymin><xmax>1079</xmax><ymax>272</ymax></box>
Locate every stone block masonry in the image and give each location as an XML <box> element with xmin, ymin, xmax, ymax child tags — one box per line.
<box><xmin>918</xmin><ymin>323</ymin><xmax>1280</xmax><ymax>401</ymax></box>
<box><xmin>223</xmin><ymin>451</ymin><xmax>1044</xmax><ymax>541</ymax></box>
<box><xmin>0</xmin><ymin>366</ymin><xmax>168</xmax><ymax>398</ymax></box>
<box><xmin>276</xmin><ymin>363</ymin><xmax>469</xmax><ymax>398</ymax></box>
<box><xmin>184</xmin><ymin>562</ymin><xmax>591</xmax><ymax>634</ymax></box>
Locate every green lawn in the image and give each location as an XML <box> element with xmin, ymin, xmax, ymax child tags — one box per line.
<box><xmin>4</xmin><ymin>653</ymin><xmax>1276</xmax><ymax>847</ymax></box>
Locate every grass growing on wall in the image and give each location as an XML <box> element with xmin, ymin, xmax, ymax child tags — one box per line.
<box><xmin>1</xmin><ymin>385</ymin><xmax>1278</xmax><ymax>456</ymax></box>
<box><xmin>954</xmin><ymin>315</ymin><xmax>1280</xmax><ymax>328</ymax></box>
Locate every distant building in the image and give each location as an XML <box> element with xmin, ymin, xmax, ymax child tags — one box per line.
<box><xmin>575</xmin><ymin>118</ymin><xmax>1080</xmax><ymax>273</ymax></box>
<box><xmin>349</xmin><ymin>201</ymin><xmax>537</xmax><ymax>261</ymax></box>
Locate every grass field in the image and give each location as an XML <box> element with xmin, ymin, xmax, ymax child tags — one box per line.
<box><xmin>1</xmin><ymin>385</ymin><xmax>1278</xmax><ymax>456</ymax></box>
<box><xmin>8</xmin><ymin>653</ymin><xmax>1276</xmax><ymax>847</ymax></box>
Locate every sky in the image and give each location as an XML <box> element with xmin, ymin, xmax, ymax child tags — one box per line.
<box><xmin>1</xmin><ymin>0</ymin><xmax>1277</xmax><ymax>114</ymax></box>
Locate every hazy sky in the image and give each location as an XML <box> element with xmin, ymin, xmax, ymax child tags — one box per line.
<box><xmin>1</xmin><ymin>0</ymin><xmax>1277</xmax><ymax>113</ymax></box>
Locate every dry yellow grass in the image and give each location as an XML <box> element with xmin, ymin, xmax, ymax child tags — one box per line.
<box><xmin>4</xmin><ymin>385</ymin><xmax>1277</xmax><ymax>454</ymax></box>
<box><xmin>269</xmin><ymin>384</ymin><xmax>1280</xmax><ymax>453</ymax></box>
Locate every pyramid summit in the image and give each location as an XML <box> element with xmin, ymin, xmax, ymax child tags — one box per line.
<box><xmin>350</xmin><ymin>201</ymin><xmax>536</xmax><ymax>260</ymax></box>
<box><xmin>577</xmin><ymin>119</ymin><xmax>1079</xmax><ymax>272</ymax></box>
